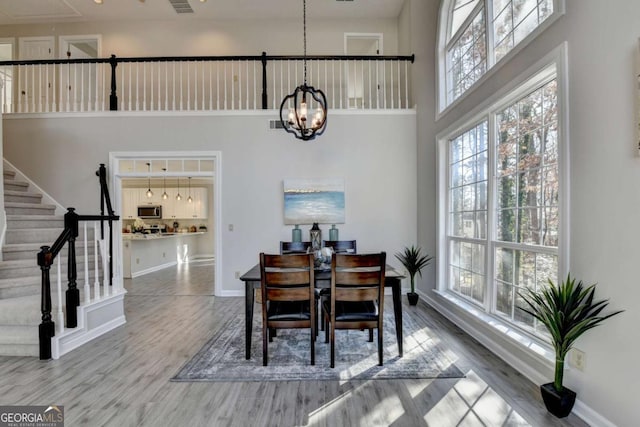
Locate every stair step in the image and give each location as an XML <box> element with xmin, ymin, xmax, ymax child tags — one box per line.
<box><xmin>3</xmin><ymin>170</ymin><xmax>15</xmax><ymax>179</ymax></box>
<box><xmin>0</xmin><ymin>295</ymin><xmax>42</xmax><ymax>325</ymax></box>
<box><xmin>0</xmin><ymin>255</ymin><xmax>102</xmax><ymax>280</ymax></box>
<box><xmin>4</xmin><ymin>190</ymin><xmax>43</xmax><ymax>204</ymax></box>
<box><xmin>5</xmin><ymin>227</ymin><xmax>95</xmax><ymax>245</ymax></box>
<box><xmin>4</xmin><ymin>180</ymin><xmax>28</xmax><ymax>192</ymax></box>
<box><xmin>5</xmin><ymin>202</ymin><xmax>56</xmax><ymax>216</ymax></box>
<box><xmin>6</xmin><ymin>215</ymin><xmax>65</xmax><ymax>230</ymax></box>
<box><xmin>3</xmin><ymin>241</ymin><xmax>97</xmax><ymax>261</ymax></box>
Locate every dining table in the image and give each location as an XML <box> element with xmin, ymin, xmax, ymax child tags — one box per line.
<box><xmin>239</xmin><ymin>263</ymin><xmax>406</xmax><ymax>360</ymax></box>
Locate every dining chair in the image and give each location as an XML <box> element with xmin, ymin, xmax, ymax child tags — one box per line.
<box><xmin>260</xmin><ymin>253</ymin><xmax>316</xmax><ymax>366</ymax></box>
<box><xmin>280</xmin><ymin>241</ymin><xmax>312</xmax><ymax>254</ymax></box>
<box><xmin>322</xmin><ymin>240</ymin><xmax>357</xmax><ymax>253</ymax></box>
<box><xmin>323</xmin><ymin>252</ymin><xmax>386</xmax><ymax>368</ymax></box>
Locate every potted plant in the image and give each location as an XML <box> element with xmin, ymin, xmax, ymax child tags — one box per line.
<box><xmin>519</xmin><ymin>274</ymin><xmax>623</xmax><ymax>418</ymax></box>
<box><xmin>395</xmin><ymin>246</ymin><xmax>433</xmax><ymax>305</ymax></box>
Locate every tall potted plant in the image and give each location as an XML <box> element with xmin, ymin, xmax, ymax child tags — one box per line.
<box><xmin>519</xmin><ymin>274</ymin><xmax>623</xmax><ymax>418</ymax></box>
<box><xmin>395</xmin><ymin>246</ymin><xmax>433</xmax><ymax>305</ymax></box>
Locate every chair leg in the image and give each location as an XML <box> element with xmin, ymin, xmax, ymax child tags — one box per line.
<box><xmin>310</xmin><ymin>325</ymin><xmax>315</xmax><ymax>366</ymax></box>
<box><xmin>324</xmin><ymin>316</ymin><xmax>329</xmax><ymax>343</ymax></box>
<box><xmin>368</xmin><ymin>328</ymin><xmax>373</xmax><ymax>342</ymax></box>
<box><xmin>263</xmin><ymin>323</ymin><xmax>268</xmax><ymax>366</ymax></box>
<box><xmin>330</xmin><ymin>323</ymin><xmax>335</xmax><ymax>369</ymax></box>
<box><xmin>377</xmin><ymin>326</ymin><xmax>383</xmax><ymax>366</ymax></box>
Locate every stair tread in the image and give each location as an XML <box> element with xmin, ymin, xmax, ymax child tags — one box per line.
<box><xmin>4</xmin><ymin>241</ymin><xmax>95</xmax><ymax>252</ymax></box>
<box><xmin>6</xmin><ymin>215</ymin><xmax>64</xmax><ymax>220</ymax></box>
<box><xmin>3</xmin><ymin>190</ymin><xmax>43</xmax><ymax>197</ymax></box>
<box><xmin>4</xmin><ymin>202</ymin><xmax>56</xmax><ymax>208</ymax></box>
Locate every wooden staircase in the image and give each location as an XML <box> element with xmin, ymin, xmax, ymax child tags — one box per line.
<box><xmin>0</xmin><ymin>169</ymin><xmax>98</xmax><ymax>356</ymax></box>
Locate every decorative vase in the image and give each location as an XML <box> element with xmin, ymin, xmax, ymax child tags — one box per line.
<box><xmin>540</xmin><ymin>383</ymin><xmax>576</xmax><ymax>418</ymax></box>
<box><xmin>310</xmin><ymin>223</ymin><xmax>321</xmax><ymax>250</ymax></box>
<box><xmin>329</xmin><ymin>224</ymin><xmax>338</xmax><ymax>241</ymax></box>
<box><xmin>292</xmin><ymin>225</ymin><xmax>302</xmax><ymax>242</ymax></box>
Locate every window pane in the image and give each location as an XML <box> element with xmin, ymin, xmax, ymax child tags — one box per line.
<box><xmin>491</xmin><ymin>0</ymin><xmax>554</xmax><ymax>64</ymax></box>
<box><xmin>451</xmin><ymin>0</ymin><xmax>481</xmax><ymax>37</ymax></box>
<box><xmin>447</xmin><ymin>8</ymin><xmax>486</xmax><ymax>103</ymax></box>
<box><xmin>496</xmin><ymin>280</ymin><xmax>513</xmax><ymax>316</ymax></box>
<box><xmin>496</xmin><ymin>248</ymin><xmax>513</xmax><ymax>282</ymax></box>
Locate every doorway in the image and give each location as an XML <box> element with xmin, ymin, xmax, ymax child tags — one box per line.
<box><xmin>59</xmin><ymin>35</ymin><xmax>101</xmax><ymax>111</ymax></box>
<box><xmin>18</xmin><ymin>36</ymin><xmax>54</xmax><ymax>112</ymax></box>
<box><xmin>0</xmin><ymin>38</ymin><xmax>14</xmax><ymax>112</ymax></box>
<box><xmin>344</xmin><ymin>33</ymin><xmax>383</xmax><ymax>109</ymax></box>
<box><xmin>110</xmin><ymin>152</ymin><xmax>222</xmax><ymax>296</ymax></box>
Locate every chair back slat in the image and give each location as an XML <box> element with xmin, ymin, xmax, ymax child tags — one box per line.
<box><xmin>335</xmin><ymin>270</ymin><xmax>382</xmax><ymax>286</ymax></box>
<box><xmin>335</xmin><ymin>287</ymin><xmax>379</xmax><ymax>302</ymax></box>
<box><xmin>264</xmin><ymin>270</ymin><xmax>311</xmax><ymax>286</ymax></box>
<box><xmin>280</xmin><ymin>241</ymin><xmax>312</xmax><ymax>254</ymax></box>
<box><xmin>267</xmin><ymin>287</ymin><xmax>312</xmax><ymax>301</ymax></box>
<box><xmin>323</xmin><ymin>240</ymin><xmax>357</xmax><ymax>254</ymax></box>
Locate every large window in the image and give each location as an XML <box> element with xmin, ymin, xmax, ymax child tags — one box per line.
<box><xmin>441</xmin><ymin>62</ymin><xmax>563</xmax><ymax>338</ymax></box>
<box><xmin>442</xmin><ymin>0</ymin><xmax>562</xmax><ymax>109</ymax></box>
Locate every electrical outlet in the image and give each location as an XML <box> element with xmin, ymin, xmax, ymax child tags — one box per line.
<box><xmin>162</xmin><ymin>252</ymin><xmax>166</xmax><ymax>258</ymax></box>
<box><xmin>569</xmin><ymin>348</ymin><xmax>585</xmax><ymax>371</ymax></box>
<box><xmin>136</xmin><ymin>258</ymin><xmax>140</xmax><ymax>264</ymax></box>
<box><xmin>235</xmin><ymin>271</ymin><xmax>240</xmax><ymax>279</ymax></box>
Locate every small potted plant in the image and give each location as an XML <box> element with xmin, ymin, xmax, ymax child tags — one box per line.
<box><xmin>395</xmin><ymin>246</ymin><xmax>433</xmax><ymax>306</ymax></box>
<box><xmin>519</xmin><ymin>274</ymin><xmax>623</xmax><ymax>418</ymax></box>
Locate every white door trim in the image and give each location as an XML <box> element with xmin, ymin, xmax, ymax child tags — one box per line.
<box><xmin>109</xmin><ymin>151</ymin><xmax>223</xmax><ymax>297</ymax></box>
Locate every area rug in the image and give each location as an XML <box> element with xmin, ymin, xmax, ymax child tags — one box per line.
<box><xmin>172</xmin><ymin>300</ymin><xmax>464</xmax><ymax>382</ymax></box>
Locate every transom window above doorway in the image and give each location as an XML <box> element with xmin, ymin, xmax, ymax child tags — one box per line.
<box><xmin>118</xmin><ymin>158</ymin><xmax>215</xmax><ymax>175</ymax></box>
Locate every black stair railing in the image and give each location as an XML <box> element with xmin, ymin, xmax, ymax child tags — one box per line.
<box><xmin>37</xmin><ymin>165</ymin><xmax>119</xmax><ymax>360</ymax></box>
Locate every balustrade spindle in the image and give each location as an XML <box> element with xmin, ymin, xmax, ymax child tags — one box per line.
<box><xmin>84</xmin><ymin>222</ymin><xmax>90</xmax><ymax>304</ymax></box>
<box><xmin>56</xmin><ymin>257</ymin><xmax>64</xmax><ymax>334</ymax></box>
<box><xmin>94</xmin><ymin>222</ymin><xmax>100</xmax><ymax>301</ymax></box>
<box><xmin>65</xmin><ymin>218</ymin><xmax>79</xmax><ymax>328</ymax></box>
<box><xmin>38</xmin><ymin>245</ymin><xmax>54</xmax><ymax>360</ymax></box>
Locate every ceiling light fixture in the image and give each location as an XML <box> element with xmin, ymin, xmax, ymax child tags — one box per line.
<box><xmin>279</xmin><ymin>0</ymin><xmax>327</xmax><ymax>141</ymax></box>
<box><xmin>94</xmin><ymin>0</ymin><xmax>103</xmax><ymax>4</ymax></box>
<box><xmin>162</xmin><ymin>168</ymin><xmax>169</xmax><ymax>200</ymax></box>
<box><xmin>146</xmin><ymin>163</ymin><xmax>153</xmax><ymax>198</ymax></box>
<box><xmin>187</xmin><ymin>177</ymin><xmax>193</xmax><ymax>203</ymax></box>
<box><xmin>176</xmin><ymin>177</ymin><xmax>182</xmax><ymax>201</ymax></box>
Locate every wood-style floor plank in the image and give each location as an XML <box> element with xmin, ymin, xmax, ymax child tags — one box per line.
<box><xmin>0</xmin><ymin>260</ymin><xmax>588</xmax><ymax>426</ymax></box>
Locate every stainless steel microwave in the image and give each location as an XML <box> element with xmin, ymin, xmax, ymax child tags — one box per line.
<box><xmin>137</xmin><ymin>205</ymin><xmax>162</xmax><ymax>219</ymax></box>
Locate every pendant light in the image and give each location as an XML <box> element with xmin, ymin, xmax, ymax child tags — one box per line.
<box><xmin>176</xmin><ymin>177</ymin><xmax>182</xmax><ymax>201</ymax></box>
<box><xmin>278</xmin><ymin>0</ymin><xmax>327</xmax><ymax>141</ymax></box>
<box><xmin>187</xmin><ymin>177</ymin><xmax>193</xmax><ymax>203</ymax></box>
<box><xmin>146</xmin><ymin>163</ymin><xmax>153</xmax><ymax>198</ymax></box>
<box><xmin>162</xmin><ymin>168</ymin><xmax>168</xmax><ymax>200</ymax></box>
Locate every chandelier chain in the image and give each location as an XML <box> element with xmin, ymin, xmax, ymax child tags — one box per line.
<box><xmin>303</xmin><ymin>0</ymin><xmax>307</xmax><ymax>84</ymax></box>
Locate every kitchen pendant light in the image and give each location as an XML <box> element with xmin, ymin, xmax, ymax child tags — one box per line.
<box><xmin>162</xmin><ymin>168</ymin><xmax>168</xmax><ymax>200</ymax></box>
<box><xmin>187</xmin><ymin>177</ymin><xmax>193</xmax><ymax>203</ymax></box>
<box><xmin>176</xmin><ymin>177</ymin><xmax>182</xmax><ymax>201</ymax></box>
<box><xmin>146</xmin><ymin>163</ymin><xmax>153</xmax><ymax>198</ymax></box>
<box><xmin>278</xmin><ymin>0</ymin><xmax>327</xmax><ymax>141</ymax></box>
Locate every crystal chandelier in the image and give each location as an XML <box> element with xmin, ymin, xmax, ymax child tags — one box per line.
<box><xmin>279</xmin><ymin>0</ymin><xmax>327</xmax><ymax>141</ymax></box>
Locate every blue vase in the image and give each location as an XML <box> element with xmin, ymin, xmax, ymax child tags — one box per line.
<box><xmin>292</xmin><ymin>225</ymin><xmax>302</xmax><ymax>242</ymax></box>
<box><xmin>329</xmin><ymin>224</ymin><xmax>338</xmax><ymax>241</ymax></box>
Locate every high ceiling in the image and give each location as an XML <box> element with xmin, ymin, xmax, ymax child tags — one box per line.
<box><xmin>0</xmin><ymin>0</ymin><xmax>407</xmax><ymax>26</ymax></box>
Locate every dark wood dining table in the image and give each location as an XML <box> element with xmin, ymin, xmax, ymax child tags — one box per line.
<box><xmin>239</xmin><ymin>263</ymin><xmax>406</xmax><ymax>360</ymax></box>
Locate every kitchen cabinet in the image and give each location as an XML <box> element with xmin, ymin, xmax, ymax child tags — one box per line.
<box><xmin>122</xmin><ymin>186</ymin><xmax>208</xmax><ymax>220</ymax></box>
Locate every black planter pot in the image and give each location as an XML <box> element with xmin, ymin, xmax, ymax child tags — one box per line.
<box><xmin>406</xmin><ymin>292</ymin><xmax>419</xmax><ymax>306</ymax></box>
<box><xmin>540</xmin><ymin>383</ymin><xmax>576</xmax><ymax>418</ymax></box>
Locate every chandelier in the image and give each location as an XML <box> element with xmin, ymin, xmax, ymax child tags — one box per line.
<box><xmin>279</xmin><ymin>0</ymin><xmax>327</xmax><ymax>141</ymax></box>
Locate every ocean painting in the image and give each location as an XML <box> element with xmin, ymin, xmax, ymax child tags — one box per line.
<box><xmin>283</xmin><ymin>178</ymin><xmax>345</xmax><ymax>225</ymax></box>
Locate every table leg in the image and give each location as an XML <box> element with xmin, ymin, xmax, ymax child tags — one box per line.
<box><xmin>245</xmin><ymin>280</ymin><xmax>255</xmax><ymax>359</ymax></box>
<box><xmin>391</xmin><ymin>278</ymin><xmax>403</xmax><ymax>357</ymax></box>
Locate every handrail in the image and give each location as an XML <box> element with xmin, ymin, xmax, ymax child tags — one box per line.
<box><xmin>36</xmin><ymin>166</ymin><xmax>120</xmax><ymax>360</ymax></box>
<box><xmin>0</xmin><ymin>51</ymin><xmax>415</xmax><ymax>113</ymax></box>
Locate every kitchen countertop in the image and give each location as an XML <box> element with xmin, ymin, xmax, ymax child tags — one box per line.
<box><xmin>123</xmin><ymin>231</ymin><xmax>207</xmax><ymax>240</ymax></box>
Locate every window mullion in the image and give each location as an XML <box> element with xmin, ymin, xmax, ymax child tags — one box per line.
<box><xmin>485</xmin><ymin>0</ymin><xmax>495</xmax><ymax>69</ymax></box>
<box><xmin>486</xmin><ymin>111</ymin><xmax>496</xmax><ymax>313</ymax></box>
<box><xmin>446</xmin><ymin>0</ymin><xmax>485</xmax><ymax>52</ymax></box>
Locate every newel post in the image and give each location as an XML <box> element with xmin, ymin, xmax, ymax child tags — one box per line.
<box><xmin>109</xmin><ymin>54</ymin><xmax>118</xmax><ymax>111</ymax></box>
<box><xmin>65</xmin><ymin>208</ymin><xmax>80</xmax><ymax>328</ymax></box>
<box><xmin>37</xmin><ymin>246</ymin><xmax>54</xmax><ymax>360</ymax></box>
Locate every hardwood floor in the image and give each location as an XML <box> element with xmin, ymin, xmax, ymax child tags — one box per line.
<box><xmin>0</xmin><ymin>261</ymin><xmax>589</xmax><ymax>426</ymax></box>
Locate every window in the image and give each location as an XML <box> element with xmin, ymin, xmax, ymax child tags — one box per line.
<box><xmin>440</xmin><ymin>60</ymin><xmax>563</xmax><ymax>338</ymax></box>
<box><xmin>441</xmin><ymin>0</ymin><xmax>562</xmax><ymax>109</ymax></box>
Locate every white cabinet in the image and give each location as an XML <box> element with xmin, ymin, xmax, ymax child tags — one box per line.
<box><xmin>122</xmin><ymin>186</ymin><xmax>208</xmax><ymax>220</ymax></box>
<box><xmin>122</xmin><ymin>188</ymin><xmax>140</xmax><ymax>219</ymax></box>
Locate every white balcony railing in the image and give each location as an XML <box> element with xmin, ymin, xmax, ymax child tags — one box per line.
<box><xmin>0</xmin><ymin>53</ymin><xmax>415</xmax><ymax>114</ymax></box>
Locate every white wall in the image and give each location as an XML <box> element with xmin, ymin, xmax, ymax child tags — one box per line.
<box><xmin>3</xmin><ymin>111</ymin><xmax>417</xmax><ymax>297</ymax></box>
<box><xmin>417</xmin><ymin>1</ymin><xmax>639</xmax><ymax>425</ymax></box>
<box><xmin>0</xmin><ymin>18</ymin><xmax>399</xmax><ymax>58</ymax></box>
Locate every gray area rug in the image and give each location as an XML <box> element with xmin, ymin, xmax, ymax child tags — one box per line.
<box><xmin>173</xmin><ymin>300</ymin><xmax>464</xmax><ymax>382</ymax></box>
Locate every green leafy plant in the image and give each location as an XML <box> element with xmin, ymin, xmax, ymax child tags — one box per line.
<box><xmin>394</xmin><ymin>246</ymin><xmax>433</xmax><ymax>294</ymax></box>
<box><xmin>519</xmin><ymin>274</ymin><xmax>623</xmax><ymax>392</ymax></box>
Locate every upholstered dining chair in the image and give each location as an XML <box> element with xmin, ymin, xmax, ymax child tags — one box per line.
<box><xmin>322</xmin><ymin>240</ymin><xmax>357</xmax><ymax>253</ymax></box>
<box><xmin>260</xmin><ymin>253</ymin><xmax>316</xmax><ymax>366</ymax></box>
<box><xmin>280</xmin><ymin>241</ymin><xmax>312</xmax><ymax>254</ymax></box>
<box><xmin>323</xmin><ymin>252</ymin><xmax>386</xmax><ymax>368</ymax></box>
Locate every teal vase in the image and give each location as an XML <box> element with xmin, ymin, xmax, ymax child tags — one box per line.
<box><xmin>329</xmin><ymin>224</ymin><xmax>338</xmax><ymax>241</ymax></box>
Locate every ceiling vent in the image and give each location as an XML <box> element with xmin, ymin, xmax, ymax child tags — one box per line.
<box><xmin>168</xmin><ymin>0</ymin><xmax>194</xmax><ymax>14</ymax></box>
